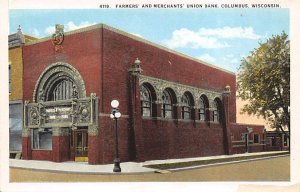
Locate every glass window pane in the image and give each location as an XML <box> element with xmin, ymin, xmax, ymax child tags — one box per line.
<box><xmin>253</xmin><ymin>134</ymin><xmax>259</xmax><ymax>143</ymax></box>
<box><xmin>31</xmin><ymin>128</ymin><xmax>52</xmax><ymax>150</ymax></box>
<box><xmin>143</xmin><ymin>108</ymin><xmax>151</xmax><ymax>117</ymax></box>
<box><xmin>165</xmin><ymin>104</ymin><xmax>172</xmax><ymax>110</ymax></box>
<box><xmin>184</xmin><ymin>111</ymin><xmax>190</xmax><ymax>119</ymax></box>
<box><xmin>39</xmin><ymin>130</ymin><xmax>52</xmax><ymax>150</ymax></box>
<box><xmin>9</xmin><ymin>65</ymin><xmax>11</xmax><ymax>93</ymax></box>
<box><xmin>31</xmin><ymin>129</ymin><xmax>39</xmax><ymax>149</ymax></box>
<box><xmin>199</xmin><ymin>97</ymin><xmax>207</xmax><ymax>121</ymax></box>
<box><xmin>213</xmin><ymin>100</ymin><xmax>219</xmax><ymax>122</ymax></box>
<box><xmin>162</xmin><ymin>90</ymin><xmax>173</xmax><ymax>118</ymax></box>
<box><xmin>214</xmin><ymin>113</ymin><xmax>218</xmax><ymax>122</ymax></box>
<box><xmin>141</xmin><ymin>85</ymin><xmax>152</xmax><ymax>117</ymax></box>
<box><xmin>9</xmin><ymin>103</ymin><xmax>23</xmax><ymax>151</ymax></box>
<box><xmin>166</xmin><ymin>111</ymin><xmax>172</xmax><ymax>118</ymax></box>
<box><xmin>200</xmin><ymin>113</ymin><xmax>205</xmax><ymax>121</ymax></box>
<box><xmin>182</xmin><ymin>94</ymin><xmax>191</xmax><ymax>119</ymax></box>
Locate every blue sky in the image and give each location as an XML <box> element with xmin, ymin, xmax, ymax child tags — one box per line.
<box><xmin>9</xmin><ymin>9</ymin><xmax>289</xmax><ymax>72</ymax></box>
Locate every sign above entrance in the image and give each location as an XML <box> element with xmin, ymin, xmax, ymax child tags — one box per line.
<box><xmin>24</xmin><ymin>93</ymin><xmax>99</xmax><ymax>129</ymax></box>
<box><xmin>45</xmin><ymin>105</ymin><xmax>72</xmax><ymax>123</ymax></box>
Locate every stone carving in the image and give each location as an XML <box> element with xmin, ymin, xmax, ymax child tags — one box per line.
<box><xmin>128</xmin><ymin>58</ymin><xmax>142</xmax><ymax>75</ymax></box>
<box><xmin>24</xmin><ymin>95</ymin><xmax>99</xmax><ymax>136</ymax></box>
<box><xmin>52</xmin><ymin>127</ymin><xmax>69</xmax><ymax>136</ymax></box>
<box><xmin>76</xmin><ymin>102</ymin><xmax>90</xmax><ymax>123</ymax></box>
<box><xmin>8</xmin><ymin>25</ymin><xmax>25</xmax><ymax>48</ymax></box>
<box><xmin>22</xmin><ymin>128</ymin><xmax>30</xmax><ymax>137</ymax></box>
<box><xmin>52</xmin><ymin>127</ymin><xmax>60</xmax><ymax>136</ymax></box>
<box><xmin>28</xmin><ymin>105</ymin><xmax>39</xmax><ymax>126</ymax></box>
<box><xmin>223</xmin><ymin>85</ymin><xmax>231</xmax><ymax>96</ymax></box>
<box><xmin>88</xmin><ymin>125</ymin><xmax>99</xmax><ymax>136</ymax></box>
<box><xmin>90</xmin><ymin>92</ymin><xmax>97</xmax><ymax>99</ymax></box>
<box><xmin>52</xmin><ymin>24</ymin><xmax>64</xmax><ymax>45</ymax></box>
<box><xmin>72</xmin><ymin>85</ymin><xmax>79</xmax><ymax>99</ymax></box>
<box><xmin>52</xmin><ymin>24</ymin><xmax>64</xmax><ymax>53</ymax></box>
<box><xmin>139</xmin><ymin>75</ymin><xmax>222</xmax><ymax>107</ymax></box>
<box><xmin>39</xmin><ymin>89</ymin><xmax>45</xmax><ymax>102</ymax></box>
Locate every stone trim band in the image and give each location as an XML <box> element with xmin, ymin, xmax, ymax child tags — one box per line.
<box><xmin>139</xmin><ymin>74</ymin><xmax>223</xmax><ymax>107</ymax></box>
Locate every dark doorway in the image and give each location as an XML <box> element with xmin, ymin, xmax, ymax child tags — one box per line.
<box><xmin>72</xmin><ymin>128</ymin><xmax>88</xmax><ymax>162</ymax></box>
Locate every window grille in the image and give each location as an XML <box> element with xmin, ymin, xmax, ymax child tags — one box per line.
<box><xmin>140</xmin><ymin>85</ymin><xmax>152</xmax><ymax>117</ymax></box>
<box><xmin>161</xmin><ymin>90</ymin><xmax>173</xmax><ymax>118</ymax></box>
<box><xmin>181</xmin><ymin>94</ymin><xmax>191</xmax><ymax>119</ymax></box>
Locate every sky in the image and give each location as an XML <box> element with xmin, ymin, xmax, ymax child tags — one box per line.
<box><xmin>9</xmin><ymin>9</ymin><xmax>289</xmax><ymax>72</ymax></box>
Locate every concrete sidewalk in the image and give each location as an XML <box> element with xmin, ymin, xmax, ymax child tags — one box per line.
<box><xmin>10</xmin><ymin>151</ymin><xmax>288</xmax><ymax>174</ymax></box>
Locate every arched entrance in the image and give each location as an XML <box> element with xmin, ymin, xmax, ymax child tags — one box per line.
<box><xmin>24</xmin><ymin>62</ymin><xmax>99</xmax><ymax>162</ymax></box>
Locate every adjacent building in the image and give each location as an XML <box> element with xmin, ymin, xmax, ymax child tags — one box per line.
<box><xmin>9</xmin><ymin>26</ymin><xmax>37</xmax><ymax>157</ymax></box>
<box><xmin>21</xmin><ymin>24</ymin><xmax>265</xmax><ymax>164</ymax></box>
<box><xmin>236</xmin><ymin>97</ymin><xmax>290</xmax><ymax>152</ymax></box>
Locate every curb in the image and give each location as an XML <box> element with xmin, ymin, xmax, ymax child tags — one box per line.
<box><xmin>166</xmin><ymin>154</ymin><xmax>290</xmax><ymax>172</ymax></box>
<box><xmin>10</xmin><ymin>152</ymin><xmax>289</xmax><ymax>175</ymax></box>
<box><xmin>9</xmin><ymin>166</ymin><xmax>158</xmax><ymax>175</ymax></box>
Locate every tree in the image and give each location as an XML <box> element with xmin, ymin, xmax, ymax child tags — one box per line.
<box><xmin>237</xmin><ymin>32</ymin><xmax>290</xmax><ymax>137</ymax></box>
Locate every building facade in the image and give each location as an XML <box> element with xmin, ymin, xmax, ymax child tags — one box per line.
<box><xmin>9</xmin><ymin>26</ymin><xmax>37</xmax><ymax>157</ymax></box>
<box><xmin>265</xmin><ymin>131</ymin><xmax>289</xmax><ymax>151</ymax></box>
<box><xmin>21</xmin><ymin>24</ymin><xmax>265</xmax><ymax>164</ymax></box>
<box><xmin>236</xmin><ymin>96</ymin><xmax>289</xmax><ymax>152</ymax></box>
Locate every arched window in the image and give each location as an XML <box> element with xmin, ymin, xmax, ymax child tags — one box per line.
<box><xmin>181</xmin><ymin>94</ymin><xmax>191</xmax><ymax>119</ymax></box>
<box><xmin>140</xmin><ymin>85</ymin><xmax>152</xmax><ymax>117</ymax></box>
<box><xmin>49</xmin><ymin>79</ymin><xmax>75</xmax><ymax>101</ymax></box>
<box><xmin>199</xmin><ymin>97</ymin><xmax>207</xmax><ymax>121</ymax></box>
<box><xmin>34</xmin><ymin>62</ymin><xmax>86</xmax><ymax>102</ymax></box>
<box><xmin>212</xmin><ymin>100</ymin><xmax>219</xmax><ymax>122</ymax></box>
<box><xmin>161</xmin><ymin>90</ymin><xmax>173</xmax><ymax>118</ymax></box>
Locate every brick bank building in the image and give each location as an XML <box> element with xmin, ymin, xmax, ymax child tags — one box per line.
<box><xmin>22</xmin><ymin>24</ymin><xmax>265</xmax><ymax>164</ymax></box>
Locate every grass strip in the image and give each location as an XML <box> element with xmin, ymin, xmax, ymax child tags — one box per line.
<box><xmin>144</xmin><ymin>151</ymin><xmax>289</xmax><ymax>170</ymax></box>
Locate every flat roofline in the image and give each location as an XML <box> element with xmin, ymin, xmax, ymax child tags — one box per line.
<box><xmin>25</xmin><ymin>23</ymin><xmax>235</xmax><ymax>75</ymax></box>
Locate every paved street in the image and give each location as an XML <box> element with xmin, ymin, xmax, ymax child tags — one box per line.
<box><xmin>10</xmin><ymin>155</ymin><xmax>289</xmax><ymax>182</ymax></box>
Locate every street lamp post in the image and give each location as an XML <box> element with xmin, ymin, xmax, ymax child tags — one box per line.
<box><xmin>245</xmin><ymin>127</ymin><xmax>253</xmax><ymax>153</ymax></box>
<box><xmin>110</xmin><ymin>100</ymin><xmax>122</xmax><ymax>172</ymax></box>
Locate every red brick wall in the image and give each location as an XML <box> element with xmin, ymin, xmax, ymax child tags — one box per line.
<box><xmin>52</xmin><ymin>136</ymin><xmax>70</xmax><ymax>162</ymax></box>
<box><xmin>101</xmin><ymin>28</ymin><xmax>236</xmax><ymax>122</ymax></box>
<box><xmin>230</xmin><ymin>123</ymin><xmax>265</xmax><ymax>154</ymax></box>
<box><xmin>31</xmin><ymin>150</ymin><xmax>52</xmax><ymax>161</ymax></box>
<box><xmin>23</xmin><ymin>28</ymin><xmax>102</xmax><ymax>101</ymax></box>
<box><xmin>23</xmin><ymin>28</ymin><xmax>103</xmax><ymax>162</ymax></box>
<box><xmin>100</xmin><ymin>27</ymin><xmax>236</xmax><ymax>162</ymax></box>
<box><xmin>88</xmin><ymin>136</ymin><xmax>99</xmax><ymax>164</ymax></box>
<box><xmin>141</xmin><ymin>119</ymin><xmax>225</xmax><ymax>161</ymax></box>
<box><xmin>98</xmin><ymin>116</ymin><xmax>134</xmax><ymax>164</ymax></box>
<box><xmin>22</xmin><ymin>137</ymin><xmax>31</xmax><ymax>160</ymax></box>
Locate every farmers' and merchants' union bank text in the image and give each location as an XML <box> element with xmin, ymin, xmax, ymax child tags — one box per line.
<box><xmin>103</xmin><ymin>4</ymin><xmax>281</xmax><ymax>9</ymax></box>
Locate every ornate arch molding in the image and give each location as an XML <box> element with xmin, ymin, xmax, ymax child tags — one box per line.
<box><xmin>33</xmin><ymin>62</ymin><xmax>86</xmax><ymax>102</ymax></box>
<box><xmin>139</xmin><ymin>75</ymin><xmax>222</xmax><ymax>107</ymax></box>
<box><xmin>210</xmin><ymin>96</ymin><xmax>223</xmax><ymax>110</ymax></box>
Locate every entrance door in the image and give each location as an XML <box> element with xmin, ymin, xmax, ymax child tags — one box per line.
<box><xmin>73</xmin><ymin>129</ymin><xmax>88</xmax><ymax>162</ymax></box>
